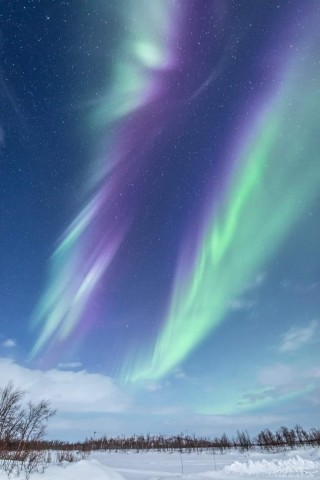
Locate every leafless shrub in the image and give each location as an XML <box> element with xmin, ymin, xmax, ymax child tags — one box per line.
<box><xmin>56</xmin><ymin>450</ymin><xmax>88</xmax><ymax>463</ymax></box>
<box><xmin>0</xmin><ymin>382</ymin><xmax>55</xmax><ymax>478</ymax></box>
<box><xmin>235</xmin><ymin>430</ymin><xmax>252</xmax><ymax>452</ymax></box>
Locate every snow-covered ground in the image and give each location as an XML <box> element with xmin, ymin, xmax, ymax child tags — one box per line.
<box><xmin>1</xmin><ymin>448</ymin><xmax>320</xmax><ymax>479</ymax></box>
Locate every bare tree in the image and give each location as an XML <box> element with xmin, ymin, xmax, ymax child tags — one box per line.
<box><xmin>19</xmin><ymin>400</ymin><xmax>55</xmax><ymax>444</ymax></box>
<box><xmin>0</xmin><ymin>381</ymin><xmax>56</xmax><ymax>478</ymax></box>
<box><xmin>0</xmin><ymin>382</ymin><xmax>24</xmax><ymax>442</ymax></box>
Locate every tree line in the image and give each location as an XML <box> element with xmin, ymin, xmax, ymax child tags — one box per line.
<box><xmin>23</xmin><ymin>426</ymin><xmax>320</xmax><ymax>454</ymax></box>
<box><xmin>79</xmin><ymin>426</ymin><xmax>320</xmax><ymax>453</ymax></box>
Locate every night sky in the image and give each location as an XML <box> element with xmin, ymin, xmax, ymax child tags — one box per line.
<box><xmin>1</xmin><ymin>0</ymin><xmax>320</xmax><ymax>440</ymax></box>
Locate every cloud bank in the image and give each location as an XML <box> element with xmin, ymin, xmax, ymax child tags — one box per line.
<box><xmin>0</xmin><ymin>358</ymin><xmax>130</xmax><ymax>413</ymax></box>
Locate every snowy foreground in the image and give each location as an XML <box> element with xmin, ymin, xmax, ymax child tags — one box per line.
<box><xmin>2</xmin><ymin>448</ymin><xmax>320</xmax><ymax>480</ymax></box>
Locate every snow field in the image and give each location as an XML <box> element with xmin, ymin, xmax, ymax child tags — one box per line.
<box><xmin>224</xmin><ymin>455</ymin><xmax>320</xmax><ymax>477</ymax></box>
<box><xmin>91</xmin><ymin>447</ymin><xmax>320</xmax><ymax>479</ymax></box>
<box><xmin>0</xmin><ymin>447</ymin><xmax>319</xmax><ymax>479</ymax></box>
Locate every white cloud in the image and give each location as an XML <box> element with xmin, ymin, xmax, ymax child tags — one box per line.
<box><xmin>144</xmin><ymin>382</ymin><xmax>162</xmax><ymax>392</ymax></box>
<box><xmin>58</xmin><ymin>362</ymin><xmax>82</xmax><ymax>369</ymax></box>
<box><xmin>174</xmin><ymin>371</ymin><xmax>187</xmax><ymax>380</ymax></box>
<box><xmin>0</xmin><ymin>358</ymin><xmax>131</xmax><ymax>413</ymax></box>
<box><xmin>259</xmin><ymin>362</ymin><xmax>320</xmax><ymax>389</ymax></box>
<box><xmin>1</xmin><ymin>339</ymin><xmax>16</xmax><ymax>348</ymax></box>
<box><xmin>230</xmin><ymin>272</ymin><xmax>266</xmax><ymax>312</ymax></box>
<box><xmin>48</xmin><ymin>414</ymin><xmax>128</xmax><ymax>441</ymax></box>
<box><xmin>149</xmin><ymin>405</ymin><xmax>187</xmax><ymax>415</ymax></box>
<box><xmin>230</xmin><ymin>299</ymin><xmax>256</xmax><ymax>311</ymax></box>
<box><xmin>279</xmin><ymin>320</ymin><xmax>318</xmax><ymax>352</ymax></box>
<box><xmin>309</xmin><ymin>366</ymin><xmax>320</xmax><ymax>378</ymax></box>
<box><xmin>258</xmin><ymin>364</ymin><xmax>295</xmax><ymax>387</ymax></box>
<box><xmin>245</xmin><ymin>272</ymin><xmax>267</xmax><ymax>290</ymax></box>
<box><xmin>248</xmin><ymin>361</ymin><xmax>320</xmax><ymax>409</ymax></box>
<box><xmin>159</xmin><ymin>413</ymin><xmax>288</xmax><ymax>437</ymax></box>
<box><xmin>233</xmin><ymin>356</ymin><xmax>320</xmax><ymax>411</ymax></box>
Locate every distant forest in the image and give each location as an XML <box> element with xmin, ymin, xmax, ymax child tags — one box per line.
<box><xmin>26</xmin><ymin>425</ymin><xmax>320</xmax><ymax>453</ymax></box>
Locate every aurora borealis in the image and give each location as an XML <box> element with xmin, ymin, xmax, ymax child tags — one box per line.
<box><xmin>30</xmin><ymin>0</ymin><xmax>183</xmax><ymax>357</ymax></box>
<box><xmin>1</xmin><ymin>1</ymin><xmax>320</xmax><ymax>439</ymax></box>
<box><xmin>123</xmin><ymin>18</ymin><xmax>320</xmax><ymax>384</ymax></box>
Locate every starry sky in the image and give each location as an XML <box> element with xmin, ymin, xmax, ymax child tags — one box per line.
<box><xmin>1</xmin><ymin>0</ymin><xmax>320</xmax><ymax>441</ymax></box>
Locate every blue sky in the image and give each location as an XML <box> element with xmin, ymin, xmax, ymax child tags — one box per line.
<box><xmin>0</xmin><ymin>0</ymin><xmax>319</xmax><ymax>440</ymax></box>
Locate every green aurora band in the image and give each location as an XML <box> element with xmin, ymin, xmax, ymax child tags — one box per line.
<box><xmin>122</xmin><ymin>30</ymin><xmax>320</xmax><ymax>385</ymax></box>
